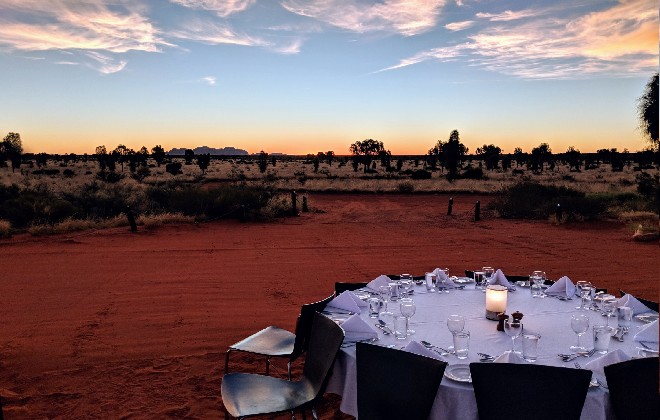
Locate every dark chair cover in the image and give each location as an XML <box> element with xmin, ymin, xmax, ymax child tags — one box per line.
<box><xmin>469</xmin><ymin>363</ymin><xmax>591</xmax><ymax>420</ymax></box>
<box><xmin>356</xmin><ymin>342</ymin><xmax>447</xmax><ymax>420</ymax></box>
<box><xmin>604</xmin><ymin>357</ymin><xmax>659</xmax><ymax>420</ymax></box>
<box><xmin>334</xmin><ymin>281</ymin><xmax>368</xmax><ymax>295</ymax></box>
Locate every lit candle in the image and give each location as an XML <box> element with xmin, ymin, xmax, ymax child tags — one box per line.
<box><xmin>486</xmin><ymin>285</ymin><xmax>508</xmax><ymax>320</ymax></box>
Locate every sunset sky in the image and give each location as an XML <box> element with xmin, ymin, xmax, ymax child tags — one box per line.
<box><xmin>0</xmin><ymin>0</ymin><xmax>657</xmax><ymax>155</ymax></box>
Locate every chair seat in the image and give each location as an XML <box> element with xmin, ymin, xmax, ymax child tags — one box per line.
<box><xmin>222</xmin><ymin>369</ymin><xmax>315</xmax><ymax>417</ymax></box>
<box><xmin>229</xmin><ymin>326</ymin><xmax>296</xmax><ymax>357</ymax></box>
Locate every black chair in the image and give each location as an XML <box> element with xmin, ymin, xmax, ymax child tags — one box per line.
<box><xmin>334</xmin><ymin>281</ymin><xmax>368</xmax><ymax>295</ymax></box>
<box><xmin>221</xmin><ymin>312</ymin><xmax>344</xmax><ymax>419</ymax></box>
<box><xmin>619</xmin><ymin>290</ymin><xmax>659</xmax><ymax>312</ymax></box>
<box><xmin>356</xmin><ymin>342</ymin><xmax>447</xmax><ymax>420</ymax></box>
<box><xmin>469</xmin><ymin>363</ymin><xmax>591</xmax><ymax>420</ymax></box>
<box><xmin>604</xmin><ymin>357</ymin><xmax>659</xmax><ymax>420</ymax></box>
<box><xmin>225</xmin><ymin>294</ymin><xmax>333</xmax><ymax>379</ymax></box>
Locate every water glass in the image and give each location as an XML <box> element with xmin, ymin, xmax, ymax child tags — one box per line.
<box><xmin>367</xmin><ymin>297</ymin><xmax>381</xmax><ymax>318</ymax></box>
<box><xmin>618</xmin><ymin>306</ymin><xmax>633</xmax><ymax>331</ymax></box>
<box><xmin>378</xmin><ymin>285</ymin><xmax>391</xmax><ymax>311</ymax></box>
<box><xmin>474</xmin><ymin>271</ymin><xmax>485</xmax><ymax>291</ymax></box>
<box><xmin>522</xmin><ymin>334</ymin><xmax>540</xmax><ymax>362</ymax></box>
<box><xmin>388</xmin><ymin>281</ymin><xmax>400</xmax><ymax>301</ymax></box>
<box><xmin>482</xmin><ymin>267</ymin><xmax>494</xmax><ymax>286</ymax></box>
<box><xmin>530</xmin><ymin>283</ymin><xmax>543</xmax><ymax>298</ymax></box>
<box><xmin>593</xmin><ymin>325</ymin><xmax>614</xmax><ymax>354</ymax></box>
<box><xmin>425</xmin><ymin>272</ymin><xmax>436</xmax><ymax>291</ymax></box>
<box><xmin>575</xmin><ymin>281</ymin><xmax>593</xmax><ymax>310</ymax></box>
<box><xmin>453</xmin><ymin>331</ymin><xmax>470</xmax><ymax>359</ymax></box>
<box><xmin>393</xmin><ymin>315</ymin><xmax>408</xmax><ymax>340</ymax></box>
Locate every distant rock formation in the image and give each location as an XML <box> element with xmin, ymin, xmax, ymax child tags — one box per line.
<box><xmin>167</xmin><ymin>146</ymin><xmax>248</xmax><ymax>156</ymax></box>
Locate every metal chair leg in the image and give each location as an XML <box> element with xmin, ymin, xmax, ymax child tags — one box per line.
<box><xmin>265</xmin><ymin>356</ymin><xmax>271</xmax><ymax>375</ymax></box>
<box><xmin>287</xmin><ymin>360</ymin><xmax>292</xmax><ymax>380</ymax></box>
<box><xmin>311</xmin><ymin>406</ymin><xmax>319</xmax><ymax>420</ymax></box>
<box><xmin>225</xmin><ymin>349</ymin><xmax>232</xmax><ymax>374</ymax></box>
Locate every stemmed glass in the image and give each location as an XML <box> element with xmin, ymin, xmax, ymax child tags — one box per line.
<box><xmin>399</xmin><ymin>298</ymin><xmax>416</xmax><ymax>335</ymax></box>
<box><xmin>531</xmin><ymin>270</ymin><xmax>547</xmax><ymax>298</ymax></box>
<box><xmin>437</xmin><ymin>268</ymin><xmax>450</xmax><ymax>293</ymax></box>
<box><xmin>400</xmin><ymin>278</ymin><xmax>413</xmax><ymax>296</ymax></box>
<box><xmin>575</xmin><ymin>281</ymin><xmax>593</xmax><ymax>310</ymax></box>
<box><xmin>601</xmin><ymin>296</ymin><xmax>617</xmax><ymax>326</ymax></box>
<box><xmin>570</xmin><ymin>313</ymin><xmax>589</xmax><ymax>351</ymax></box>
<box><xmin>504</xmin><ymin>319</ymin><xmax>523</xmax><ymax>353</ymax></box>
<box><xmin>447</xmin><ymin>314</ymin><xmax>465</xmax><ymax>352</ymax></box>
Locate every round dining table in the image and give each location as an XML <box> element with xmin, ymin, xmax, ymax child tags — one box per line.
<box><xmin>324</xmin><ymin>280</ymin><xmax>655</xmax><ymax>420</ymax></box>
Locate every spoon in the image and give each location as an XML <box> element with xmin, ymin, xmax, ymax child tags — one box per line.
<box><xmin>420</xmin><ymin>340</ymin><xmax>450</xmax><ymax>356</ymax></box>
<box><xmin>374</xmin><ymin>323</ymin><xmax>392</xmax><ymax>335</ymax></box>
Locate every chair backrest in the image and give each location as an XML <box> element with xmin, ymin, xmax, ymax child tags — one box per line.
<box><xmin>356</xmin><ymin>342</ymin><xmax>447</xmax><ymax>420</ymax></box>
<box><xmin>469</xmin><ymin>363</ymin><xmax>591</xmax><ymax>420</ymax></box>
<box><xmin>604</xmin><ymin>357</ymin><xmax>659</xmax><ymax>420</ymax></box>
<box><xmin>334</xmin><ymin>282</ymin><xmax>368</xmax><ymax>295</ymax></box>
<box><xmin>292</xmin><ymin>294</ymin><xmax>334</xmax><ymax>359</ymax></box>
<box><xmin>619</xmin><ymin>290</ymin><xmax>659</xmax><ymax>312</ymax></box>
<box><xmin>302</xmin><ymin>312</ymin><xmax>345</xmax><ymax>396</ymax></box>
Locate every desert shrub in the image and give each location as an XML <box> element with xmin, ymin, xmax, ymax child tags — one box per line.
<box><xmin>397</xmin><ymin>181</ymin><xmax>415</xmax><ymax>193</ymax></box>
<box><xmin>165</xmin><ymin>162</ymin><xmax>182</xmax><ymax>175</ymax></box>
<box><xmin>461</xmin><ymin>167</ymin><xmax>483</xmax><ymax>180</ymax></box>
<box><xmin>137</xmin><ymin>213</ymin><xmax>194</xmax><ymax>229</ymax></box>
<box><xmin>96</xmin><ymin>171</ymin><xmax>124</xmax><ymax>183</ymax></box>
<box><xmin>0</xmin><ymin>219</ymin><xmax>11</xmax><ymax>238</ymax></box>
<box><xmin>63</xmin><ymin>169</ymin><xmax>75</xmax><ymax>177</ymax></box>
<box><xmin>411</xmin><ymin>170</ymin><xmax>432</xmax><ymax>180</ymax></box>
<box><xmin>491</xmin><ymin>181</ymin><xmax>585</xmax><ymax>219</ymax></box>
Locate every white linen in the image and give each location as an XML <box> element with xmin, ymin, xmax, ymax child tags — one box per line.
<box><xmin>404</xmin><ymin>340</ymin><xmax>444</xmax><ymax>361</ymax></box>
<box><xmin>634</xmin><ymin>319</ymin><xmax>658</xmax><ymax>349</ymax></box>
<box><xmin>488</xmin><ymin>269</ymin><xmax>512</xmax><ymax>289</ymax></box>
<box><xmin>617</xmin><ymin>294</ymin><xmax>654</xmax><ymax>315</ymax></box>
<box><xmin>493</xmin><ymin>350</ymin><xmax>524</xmax><ymax>363</ymax></box>
<box><xmin>545</xmin><ymin>275</ymin><xmax>576</xmax><ymax>298</ymax></box>
<box><xmin>348</xmin><ymin>291</ymin><xmax>368</xmax><ymax>308</ymax></box>
<box><xmin>433</xmin><ymin>268</ymin><xmax>457</xmax><ymax>288</ymax></box>
<box><xmin>584</xmin><ymin>349</ymin><xmax>631</xmax><ymax>386</ymax></box>
<box><xmin>326</xmin><ymin>291</ymin><xmax>362</xmax><ymax>314</ymax></box>
<box><xmin>340</xmin><ymin>314</ymin><xmax>378</xmax><ymax>341</ymax></box>
<box><xmin>366</xmin><ymin>274</ymin><xmax>391</xmax><ymax>291</ymax></box>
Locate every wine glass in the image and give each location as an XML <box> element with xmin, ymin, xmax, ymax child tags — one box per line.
<box><xmin>531</xmin><ymin>270</ymin><xmax>547</xmax><ymax>298</ymax></box>
<box><xmin>575</xmin><ymin>281</ymin><xmax>592</xmax><ymax>310</ymax></box>
<box><xmin>447</xmin><ymin>314</ymin><xmax>465</xmax><ymax>352</ymax></box>
<box><xmin>400</xmin><ymin>278</ymin><xmax>413</xmax><ymax>296</ymax></box>
<box><xmin>570</xmin><ymin>313</ymin><xmax>589</xmax><ymax>351</ymax></box>
<box><xmin>601</xmin><ymin>296</ymin><xmax>617</xmax><ymax>326</ymax></box>
<box><xmin>504</xmin><ymin>319</ymin><xmax>523</xmax><ymax>353</ymax></box>
<box><xmin>399</xmin><ymin>298</ymin><xmax>416</xmax><ymax>335</ymax></box>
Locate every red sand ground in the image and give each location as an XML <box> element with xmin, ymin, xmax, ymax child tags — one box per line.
<box><xmin>0</xmin><ymin>194</ymin><xmax>657</xmax><ymax>419</ymax></box>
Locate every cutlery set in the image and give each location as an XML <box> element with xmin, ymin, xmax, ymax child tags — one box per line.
<box><xmin>558</xmin><ymin>348</ymin><xmax>597</xmax><ymax>361</ymax></box>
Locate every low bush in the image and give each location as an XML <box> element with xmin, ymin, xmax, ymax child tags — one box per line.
<box><xmin>461</xmin><ymin>167</ymin><xmax>484</xmax><ymax>180</ymax></box>
<box><xmin>411</xmin><ymin>170</ymin><xmax>432</xmax><ymax>180</ymax></box>
<box><xmin>397</xmin><ymin>181</ymin><xmax>415</xmax><ymax>193</ymax></box>
<box><xmin>491</xmin><ymin>181</ymin><xmax>587</xmax><ymax>220</ymax></box>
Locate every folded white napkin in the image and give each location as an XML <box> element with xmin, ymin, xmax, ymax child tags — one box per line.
<box><xmin>326</xmin><ymin>291</ymin><xmax>362</xmax><ymax>314</ymax></box>
<box><xmin>433</xmin><ymin>268</ymin><xmax>457</xmax><ymax>288</ymax></box>
<box><xmin>545</xmin><ymin>276</ymin><xmax>576</xmax><ymax>298</ymax></box>
<box><xmin>488</xmin><ymin>269</ymin><xmax>512</xmax><ymax>289</ymax></box>
<box><xmin>347</xmin><ymin>291</ymin><xmax>368</xmax><ymax>308</ymax></box>
<box><xmin>403</xmin><ymin>340</ymin><xmax>443</xmax><ymax>361</ymax></box>
<box><xmin>366</xmin><ymin>274</ymin><xmax>391</xmax><ymax>291</ymax></box>
<box><xmin>340</xmin><ymin>314</ymin><xmax>378</xmax><ymax>341</ymax></box>
<box><xmin>634</xmin><ymin>320</ymin><xmax>658</xmax><ymax>349</ymax></box>
<box><xmin>585</xmin><ymin>349</ymin><xmax>631</xmax><ymax>386</ymax></box>
<box><xmin>493</xmin><ymin>350</ymin><xmax>524</xmax><ymax>364</ymax></box>
<box><xmin>617</xmin><ymin>294</ymin><xmax>654</xmax><ymax>315</ymax></box>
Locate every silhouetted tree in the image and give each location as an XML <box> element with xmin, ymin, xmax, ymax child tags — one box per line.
<box><xmin>326</xmin><ymin>151</ymin><xmax>335</xmax><ymax>166</ymax></box>
<box><xmin>151</xmin><ymin>145</ymin><xmax>166</xmax><ymax>166</ymax></box>
<box><xmin>431</xmin><ymin>130</ymin><xmax>467</xmax><ymax>180</ymax></box>
<box><xmin>113</xmin><ymin>144</ymin><xmax>129</xmax><ymax>171</ymax></box>
<box><xmin>1</xmin><ymin>132</ymin><xmax>23</xmax><ymax>171</ymax></box>
<box><xmin>396</xmin><ymin>159</ymin><xmax>404</xmax><ymax>171</ymax></box>
<box><xmin>35</xmin><ymin>153</ymin><xmax>49</xmax><ymax>168</ymax></box>
<box><xmin>96</xmin><ymin>145</ymin><xmax>108</xmax><ymax>171</ymax></box>
<box><xmin>475</xmin><ymin>144</ymin><xmax>502</xmax><ymax>170</ymax></box>
<box><xmin>379</xmin><ymin>149</ymin><xmax>392</xmax><ymax>169</ymax></box>
<box><xmin>197</xmin><ymin>153</ymin><xmax>211</xmax><ymax>174</ymax></box>
<box><xmin>258</xmin><ymin>151</ymin><xmax>268</xmax><ymax>173</ymax></box>
<box><xmin>137</xmin><ymin>146</ymin><xmax>149</xmax><ymax>167</ymax></box>
<box><xmin>530</xmin><ymin>143</ymin><xmax>552</xmax><ymax>173</ymax></box>
<box><xmin>513</xmin><ymin>147</ymin><xmax>526</xmax><ymax>167</ymax></box>
<box><xmin>564</xmin><ymin>146</ymin><xmax>582</xmax><ymax>171</ymax></box>
<box><xmin>638</xmin><ymin>72</ymin><xmax>658</xmax><ymax>148</ymax></box>
<box><xmin>313</xmin><ymin>155</ymin><xmax>320</xmax><ymax>173</ymax></box>
<box><xmin>184</xmin><ymin>149</ymin><xmax>194</xmax><ymax>165</ymax></box>
<box><xmin>349</xmin><ymin>139</ymin><xmax>387</xmax><ymax>173</ymax></box>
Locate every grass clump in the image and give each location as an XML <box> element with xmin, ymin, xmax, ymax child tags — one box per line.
<box><xmin>0</xmin><ymin>219</ymin><xmax>11</xmax><ymax>238</ymax></box>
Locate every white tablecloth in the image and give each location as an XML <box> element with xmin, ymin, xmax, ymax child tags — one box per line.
<box><xmin>325</xmin><ymin>282</ymin><xmax>654</xmax><ymax>420</ymax></box>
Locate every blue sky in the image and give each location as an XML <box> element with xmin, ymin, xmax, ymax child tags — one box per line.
<box><xmin>0</xmin><ymin>0</ymin><xmax>657</xmax><ymax>155</ymax></box>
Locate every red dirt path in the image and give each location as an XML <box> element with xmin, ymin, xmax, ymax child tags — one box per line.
<box><xmin>0</xmin><ymin>194</ymin><xmax>657</xmax><ymax>419</ymax></box>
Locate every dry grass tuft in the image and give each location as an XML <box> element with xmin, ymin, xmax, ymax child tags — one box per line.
<box><xmin>137</xmin><ymin>213</ymin><xmax>195</xmax><ymax>229</ymax></box>
<box><xmin>0</xmin><ymin>219</ymin><xmax>11</xmax><ymax>238</ymax></box>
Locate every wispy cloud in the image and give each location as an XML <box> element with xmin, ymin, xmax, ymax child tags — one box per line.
<box><xmin>445</xmin><ymin>20</ymin><xmax>475</xmax><ymax>31</ymax></box>
<box><xmin>85</xmin><ymin>51</ymin><xmax>127</xmax><ymax>74</ymax></box>
<box><xmin>476</xmin><ymin>9</ymin><xmax>539</xmax><ymax>22</ymax></box>
<box><xmin>380</xmin><ymin>0</ymin><xmax>658</xmax><ymax>79</ymax></box>
<box><xmin>170</xmin><ymin>18</ymin><xmax>267</xmax><ymax>47</ymax></box>
<box><xmin>169</xmin><ymin>0</ymin><xmax>255</xmax><ymax>17</ymax></box>
<box><xmin>0</xmin><ymin>0</ymin><xmax>171</xmax><ymax>73</ymax></box>
<box><xmin>281</xmin><ymin>0</ymin><xmax>448</xmax><ymax>36</ymax></box>
<box><xmin>200</xmin><ymin>76</ymin><xmax>217</xmax><ymax>86</ymax></box>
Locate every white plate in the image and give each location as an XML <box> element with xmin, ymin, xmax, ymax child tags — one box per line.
<box><xmin>453</xmin><ymin>277</ymin><xmax>474</xmax><ymax>284</ymax></box>
<box><xmin>635</xmin><ymin>313</ymin><xmax>659</xmax><ymax>323</ymax></box>
<box><xmin>444</xmin><ymin>364</ymin><xmax>472</xmax><ymax>383</ymax></box>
